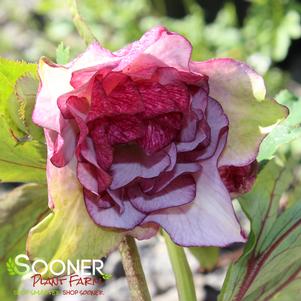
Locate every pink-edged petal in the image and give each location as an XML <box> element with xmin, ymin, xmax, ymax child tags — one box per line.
<box><xmin>150</xmin><ymin>163</ymin><xmax>201</xmax><ymax>193</ymax></box>
<box><xmin>85</xmin><ymin>190</ymin><xmax>146</xmax><ymax>230</ymax></box>
<box><xmin>191</xmin><ymin>58</ymin><xmax>287</xmax><ymax>166</ymax></box>
<box><xmin>70</xmin><ymin>63</ymin><xmax>117</xmax><ymax>89</ymax></box>
<box><xmin>58</xmin><ymin>80</ymin><xmax>92</xmax><ymax>119</ymax></box>
<box><xmin>50</xmin><ymin>120</ymin><xmax>77</xmax><ymax>167</ymax></box>
<box><xmin>84</xmin><ymin>189</ymin><xmax>113</xmax><ymax>209</ymax></box>
<box><xmin>110</xmin><ymin>144</ymin><xmax>174</xmax><ymax>190</ymax></box>
<box><xmin>219</xmin><ymin>160</ymin><xmax>258</xmax><ymax>197</ymax></box>
<box><xmin>70</xmin><ymin>42</ymin><xmax>118</xmax><ymax>71</ymax></box>
<box><xmin>191</xmin><ymin>87</ymin><xmax>208</xmax><ymax>118</ymax></box>
<box><xmin>142</xmin><ymin>132</ymin><xmax>245</xmax><ymax>247</ymax></box>
<box><xmin>77</xmin><ymin>162</ymin><xmax>111</xmax><ymax>194</ymax></box>
<box><xmin>142</xmin><ymin>30</ymin><xmax>192</xmax><ymax>71</ymax></box>
<box><xmin>34</xmin><ymin>44</ymin><xmax>119</xmax><ymax>132</ymax></box>
<box><xmin>152</xmin><ymin>67</ymin><xmax>207</xmax><ymax>86</ymax></box>
<box><xmin>79</xmin><ymin>137</ymin><xmax>100</xmax><ymax>167</ymax></box>
<box><xmin>177</xmin><ymin>121</ymin><xmax>208</xmax><ymax>152</ymax></box>
<box><xmin>114</xmin><ymin>26</ymin><xmax>166</xmax><ymax>70</ymax></box>
<box><xmin>179</xmin><ymin>112</ymin><xmax>199</xmax><ymax>143</ymax></box>
<box><xmin>77</xmin><ymin>162</ymin><xmax>99</xmax><ymax>194</ymax></box>
<box><xmin>33</xmin><ymin>58</ymin><xmax>72</xmax><ymax>132</ymax></box>
<box><xmin>90</xmin><ymin>123</ymin><xmax>114</xmax><ymax>170</ymax></box>
<box><xmin>166</xmin><ymin>143</ymin><xmax>177</xmax><ymax>171</ymax></box>
<box><xmin>129</xmin><ymin>175</ymin><xmax>196</xmax><ymax>213</ymax></box>
<box><xmin>120</xmin><ymin>28</ymin><xmax>192</xmax><ymax>73</ymax></box>
<box><xmin>196</xmin><ymin>97</ymin><xmax>228</xmax><ymax>160</ymax></box>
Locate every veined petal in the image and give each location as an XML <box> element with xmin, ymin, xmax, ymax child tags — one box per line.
<box><xmin>115</xmin><ymin>27</ymin><xmax>192</xmax><ymax>73</ymax></box>
<box><xmin>50</xmin><ymin>120</ymin><xmax>77</xmax><ymax>167</ymax></box>
<box><xmin>191</xmin><ymin>58</ymin><xmax>287</xmax><ymax>166</ymax></box>
<box><xmin>110</xmin><ymin>144</ymin><xmax>174</xmax><ymax>190</ymax></box>
<box><xmin>142</xmin><ymin>132</ymin><xmax>245</xmax><ymax>246</ymax></box>
<box><xmin>141</xmin><ymin>29</ymin><xmax>192</xmax><ymax>71</ymax></box>
<box><xmin>85</xmin><ymin>190</ymin><xmax>146</xmax><ymax>230</ymax></box>
<box><xmin>150</xmin><ymin>163</ymin><xmax>201</xmax><ymax>193</ymax></box>
<box><xmin>129</xmin><ymin>175</ymin><xmax>196</xmax><ymax>213</ymax></box>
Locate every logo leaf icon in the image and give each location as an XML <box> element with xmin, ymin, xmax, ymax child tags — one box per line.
<box><xmin>6</xmin><ymin>257</ymin><xmax>17</xmax><ymax>276</ymax></box>
<box><xmin>6</xmin><ymin>257</ymin><xmax>24</xmax><ymax>276</ymax></box>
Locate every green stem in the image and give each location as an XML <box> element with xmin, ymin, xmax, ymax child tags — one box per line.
<box><xmin>68</xmin><ymin>0</ymin><xmax>96</xmax><ymax>45</ymax></box>
<box><xmin>119</xmin><ymin>236</ymin><xmax>152</xmax><ymax>301</ymax></box>
<box><xmin>163</xmin><ymin>230</ymin><xmax>197</xmax><ymax>301</ymax></box>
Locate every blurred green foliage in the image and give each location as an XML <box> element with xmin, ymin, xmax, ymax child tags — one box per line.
<box><xmin>0</xmin><ymin>0</ymin><xmax>301</xmax><ymax>94</ymax></box>
<box><xmin>1</xmin><ymin>0</ymin><xmax>300</xmax><ymax>95</ymax></box>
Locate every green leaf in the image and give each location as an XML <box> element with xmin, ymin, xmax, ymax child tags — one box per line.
<box><xmin>219</xmin><ymin>159</ymin><xmax>301</xmax><ymax>301</ymax></box>
<box><xmin>0</xmin><ymin>58</ymin><xmax>46</xmax><ymax>183</ymax></box>
<box><xmin>0</xmin><ymin>58</ymin><xmax>37</xmax><ymax>110</ymax></box>
<box><xmin>187</xmin><ymin>247</ymin><xmax>219</xmax><ymax>271</ymax></box>
<box><xmin>258</xmin><ymin>90</ymin><xmax>301</xmax><ymax>161</ymax></box>
<box><xmin>56</xmin><ymin>42</ymin><xmax>70</xmax><ymax>64</ymax></box>
<box><xmin>27</xmin><ymin>161</ymin><xmax>123</xmax><ymax>277</ymax></box>
<box><xmin>0</xmin><ymin>184</ymin><xmax>49</xmax><ymax>301</ymax></box>
<box><xmin>0</xmin><ymin>115</ymin><xmax>46</xmax><ymax>183</ymax></box>
<box><xmin>8</xmin><ymin>76</ymin><xmax>44</xmax><ymax>141</ymax></box>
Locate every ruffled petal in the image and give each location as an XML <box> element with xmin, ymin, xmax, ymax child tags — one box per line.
<box><xmin>196</xmin><ymin>98</ymin><xmax>228</xmax><ymax>160</ymax></box>
<box><xmin>191</xmin><ymin>58</ymin><xmax>287</xmax><ymax>166</ymax></box>
<box><xmin>87</xmin><ymin>76</ymin><xmax>144</xmax><ymax>121</ymax></box>
<box><xmin>34</xmin><ymin>43</ymin><xmax>119</xmax><ymax>132</ymax></box>
<box><xmin>33</xmin><ymin>58</ymin><xmax>72</xmax><ymax>132</ymax></box>
<box><xmin>129</xmin><ymin>175</ymin><xmax>196</xmax><ymax>213</ymax></box>
<box><xmin>50</xmin><ymin>121</ymin><xmax>77</xmax><ymax>167</ymax></box>
<box><xmin>114</xmin><ymin>27</ymin><xmax>192</xmax><ymax>73</ymax></box>
<box><xmin>110</xmin><ymin>144</ymin><xmax>175</xmax><ymax>190</ymax></box>
<box><xmin>150</xmin><ymin>162</ymin><xmax>201</xmax><ymax>193</ymax></box>
<box><xmin>142</xmin><ymin>132</ymin><xmax>245</xmax><ymax>246</ymax></box>
<box><xmin>27</xmin><ymin>150</ymin><xmax>122</xmax><ymax>276</ymax></box>
<box><xmin>85</xmin><ymin>190</ymin><xmax>146</xmax><ymax>230</ymax></box>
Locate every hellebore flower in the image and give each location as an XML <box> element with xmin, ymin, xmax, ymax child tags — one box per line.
<box><xmin>33</xmin><ymin>27</ymin><xmax>286</xmax><ymax>247</ymax></box>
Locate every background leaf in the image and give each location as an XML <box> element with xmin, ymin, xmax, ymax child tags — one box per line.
<box><xmin>258</xmin><ymin>90</ymin><xmax>301</xmax><ymax>161</ymax></box>
<box><xmin>0</xmin><ymin>58</ymin><xmax>46</xmax><ymax>183</ymax></box>
<box><xmin>0</xmin><ymin>184</ymin><xmax>48</xmax><ymax>301</ymax></box>
<box><xmin>0</xmin><ymin>115</ymin><xmax>46</xmax><ymax>183</ymax></box>
<box><xmin>187</xmin><ymin>247</ymin><xmax>219</xmax><ymax>271</ymax></box>
<box><xmin>219</xmin><ymin>159</ymin><xmax>301</xmax><ymax>301</ymax></box>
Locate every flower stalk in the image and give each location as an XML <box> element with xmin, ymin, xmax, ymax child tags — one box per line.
<box><xmin>119</xmin><ymin>236</ymin><xmax>151</xmax><ymax>301</ymax></box>
<box><xmin>68</xmin><ymin>0</ymin><xmax>96</xmax><ymax>45</ymax></box>
<box><xmin>162</xmin><ymin>230</ymin><xmax>197</xmax><ymax>301</ymax></box>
